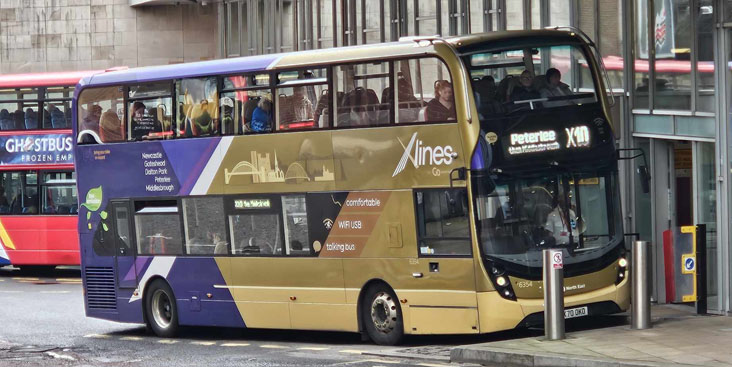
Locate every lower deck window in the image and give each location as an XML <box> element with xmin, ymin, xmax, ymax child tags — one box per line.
<box><xmin>135</xmin><ymin>204</ymin><xmax>183</xmax><ymax>255</ymax></box>
<box><xmin>416</xmin><ymin>189</ymin><xmax>471</xmax><ymax>256</ymax></box>
<box><xmin>229</xmin><ymin>213</ymin><xmax>283</xmax><ymax>255</ymax></box>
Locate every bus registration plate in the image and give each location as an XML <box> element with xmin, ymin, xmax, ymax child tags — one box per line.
<box><xmin>564</xmin><ymin>306</ymin><xmax>588</xmax><ymax>319</ymax></box>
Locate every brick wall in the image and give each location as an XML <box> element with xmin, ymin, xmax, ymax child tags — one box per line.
<box><xmin>0</xmin><ymin>0</ymin><xmax>220</xmax><ymax>73</ymax></box>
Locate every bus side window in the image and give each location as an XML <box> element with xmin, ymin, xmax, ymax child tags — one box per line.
<box><xmin>229</xmin><ymin>213</ymin><xmax>283</xmax><ymax>256</ymax></box>
<box><xmin>282</xmin><ymin>195</ymin><xmax>310</xmax><ymax>256</ymax></box>
<box><xmin>415</xmin><ymin>189</ymin><xmax>471</xmax><ymax>256</ymax></box>
<box><xmin>134</xmin><ymin>201</ymin><xmax>184</xmax><ymax>256</ymax></box>
<box><xmin>275</xmin><ymin>69</ymin><xmax>327</xmax><ymax>131</ymax></box>
<box><xmin>77</xmin><ymin>86</ymin><xmax>125</xmax><ymax>144</ymax></box>
<box><xmin>177</xmin><ymin>77</ymin><xmax>218</xmax><ymax>138</ymax></box>
<box><xmin>334</xmin><ymin>62</ymin><xmax>392</xmax><ymax>128</ymax></box>
<box><xmin>182</xmin><ymin>197</ymin><xmax>227</xmax><ymax>255</ymax></box>
<box><xmin>395</xmin><ymin>58</ymin><xmax>455</xmax><ymax>124</ymax></box>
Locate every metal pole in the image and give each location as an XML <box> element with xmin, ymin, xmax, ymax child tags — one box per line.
<box><xmin>543</xmin><ymin>249</ymin><xmax>565</xmax><ymax>340</ymax></box>
<box><xmin>631</xmin><ymin>241</ymin><xmax>651</xmax><ymax>329</ymax></box>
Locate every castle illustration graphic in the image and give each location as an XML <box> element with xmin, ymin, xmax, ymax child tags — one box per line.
<box><xmin>225</xmin><ymin>150</ymin><xmax>334</xmax><ymax>184</ymax></box>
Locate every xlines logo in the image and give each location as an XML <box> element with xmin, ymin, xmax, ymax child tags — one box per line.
<box><xmin>392</xmin><ymin>132</ymin><xmax>455</xmax><ymax>177</ymax></box>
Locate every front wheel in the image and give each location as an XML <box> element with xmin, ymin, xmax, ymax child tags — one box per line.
<box><xmin>144</xmin><ymin>279</ymin><xmax>179</xmax><ymax>338</ymax></box>
<box><xmin>361</xmin><ymin>284</ymin><xmax>404</xmax><ymax>345</ymax></box>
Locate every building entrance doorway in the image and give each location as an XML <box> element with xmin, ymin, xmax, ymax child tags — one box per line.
<box><xmin>647</xmin><ymin>139</ymin><xmax>717</xmax><ymax>309</ymax></box>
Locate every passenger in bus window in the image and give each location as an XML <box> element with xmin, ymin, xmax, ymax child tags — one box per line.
<box><xmin>130</xmin><ymin>101</ymin><xmax>162</xmax><ymax>140</ymax></box>
<box><xmin>100</xmin><ymin>109</ymin><xmax>124</xmax><ymax>142</ymax></box>
<box><xmin>543</xmin><ymin>192</ymin><xmax>579</xmax><ymax>247</ymax></box>
<box><xmin>509</xmin><ymin>70</ymin><xmax>540</xmax><ymax>102</ymax></box>
<box><xmin>80</xmin><ymin>105</ymin><xmax>102</xmax><ymax>136</ymax></box>
<box><xmin>250</xmin><ymin>97</ymin><xmax>272</xmax><ymax>133</ymax></box>
<box><xmin>191</xmin><ymin>99</ymin><xmax>214</xmax><ymax>136</ymax></box>
<box><xmin>539</xmin><ymin>68</ymin><xmax>573</xmax><ymax>106</ymax></box>
<box><xmin>425</xmin><ymin>80</ymin><xmax>456</xmax><ymax>121</ymax></box>
<box><xmin>292</xmin><ymin>86</ymin><xmax>314</xmax><ymax>123</ymax></box>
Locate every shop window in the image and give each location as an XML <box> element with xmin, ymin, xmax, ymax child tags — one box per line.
<box><xmin>176</xmin><ymin>78</ymin><xmax>219</xmax><ymax>137</ymax></box>
<box><xmin>276</xmin><ymin>69</ymin><xmax>328</xmax><ymax>131</ymax></box>
<box><xmin>182</xmin><ymin>197</ymin><xmax>227</xmax><ymax>255</ymax></box>
<box><xmin>395</xmin><ymin>58</ymin><xmax>455</xmax><ymax>124</ymax></box>
<box><xmin>416</xmin><ymin>189</ymin><xmax>471</xmax><ymax>256</ymax></box>
<box><xmin>282</xmin><ymin>195</ymin><xmax>310</xmax><ymax>255</ymax></box>
<box><xmin>134</xmin><ymin>202</ymin><xmax>183</xmax><ymax>255</ymax></box>
<box><xmin>335</xmin><ymin>62</ymin><xmax>392</xmax><ymax>127</ymax></box>
<box><xmin>77</xmin><ymin>86</ymin><xmax>125</xmax><ymax>144</ymax></box>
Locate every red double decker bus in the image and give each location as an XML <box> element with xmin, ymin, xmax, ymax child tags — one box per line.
<box><xmin>0</xmin><ymin>70</ymin><xmax>110</xmax><ymax>270</ymax></box>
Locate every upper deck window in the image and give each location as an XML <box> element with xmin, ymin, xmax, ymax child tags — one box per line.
<box><xmin>128</xmin><ymin>83</ymin><xmax>174</xmax><ymax>141</ymax></box>
<box><xmin>176</xmin><ymin>77</ymin><xmax>219</xmax><ymax>138</ymax></box>
<box><xmin>77</xmin><ymin>86</ymin><xmax>125</xmax><ymax>144</ymax></box>
<box><xmin>334</xmin><ymin>61</ymin><xmax>392</xmax><ymax>127</ymax></box>
<box><xmin>220</xmin><ymin>73</ymin><xmax>272</xmax><ymax>135</ymax></box>
<box><xmin>465</xmin><ymin>44</ymin><xmax>597</xmax><ymax>118</ymax></box>
<box><xmin>0</xmin><ymin>87</ymin><xmax>72</xmax><ymax>131</ymax></box>
<box><xmin>395</xmin><ymin>58</ymin><xmax>455</xmax><ymax>124</ymax></box>
<box><xmin>275</xmin><ymin>69</ymin><xmax>327</xmax><ymax>131</ymax></box>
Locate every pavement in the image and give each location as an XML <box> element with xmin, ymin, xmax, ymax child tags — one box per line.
<box><xmin>450</xmin><ymin>304</ymin><xmax>732</xmax><ymax>367</ymax></box>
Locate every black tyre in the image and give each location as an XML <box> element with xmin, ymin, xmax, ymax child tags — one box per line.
<box><xmin>144</xmin><ymin>279</ymin><xmax>179</xmax><ymax>338</ymax></box>
<box><xmin>361</xmin><ymin>284</ymin><xmax>404</xmax><ymax>345</ymax></box>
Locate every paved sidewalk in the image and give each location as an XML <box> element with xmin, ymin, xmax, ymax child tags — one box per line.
<box><xmin>451</xmin><ymin>305</ymin><xmax>732</xmax><ymax>367</ymax></box>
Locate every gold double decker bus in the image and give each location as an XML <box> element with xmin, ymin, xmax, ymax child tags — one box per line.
<box><xmin>74</xmin><ymin>30</ymin><xmax>628</xmax><ymax>345</ymax></box>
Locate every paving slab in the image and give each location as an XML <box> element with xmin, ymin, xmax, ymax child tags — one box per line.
<box><xmin>451</xmin><ymin>305</ymin><xmax>732</xmax><ymax>367</ymax></box>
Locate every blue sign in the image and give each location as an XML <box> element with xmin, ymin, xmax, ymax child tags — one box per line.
<box><xmin>0</xmin><ymin>133</ymin><xmax>73</xmax><ymax>166</ymax></box>
<box><xmin>684</xmin><ymin>257</ymin><xmax>695</xmax><ymax>272</ymax></box>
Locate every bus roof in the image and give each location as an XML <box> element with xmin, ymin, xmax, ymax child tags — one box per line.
<box><xmin>0</xmin><ymin>70</ymin><xmax>114</xmax><ymax>88</ymax></box>
<box><xmin>79</xmin><ymin>30</ymin><xmax>585</xmax><ymax>89</ymax></box>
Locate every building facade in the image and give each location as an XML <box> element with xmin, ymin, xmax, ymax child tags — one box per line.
<box><xmin>0</xmin><ymin>1</ymin><xmax>220</xmax><ymax>73</ymax></box>
<box><xmin>0</xmin><ymin>0</ymin><xmax>730</xmax><ymax>314</ymax></box>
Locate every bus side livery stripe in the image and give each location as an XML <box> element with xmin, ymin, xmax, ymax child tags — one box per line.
<box><xmin>160</xmin><ymin>138</ymin><xmax>220</xmax><ymax>195</ymax></box>
<box><xmin>190</xmin><ymin>137</ymin><xmax>233</xmax><ymax>196</ymax></box>
<box><xmin>0</xmin><ymin>219</ymin><xmax>15</xmax><ymax>250</ymax></box>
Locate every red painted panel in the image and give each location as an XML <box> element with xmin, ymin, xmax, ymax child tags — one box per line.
<box><xmin>0</xmin><ymin>216</ymin><xmax>79</xmax><ymax>266</ymax></box>
<box><xmin>663</xmin><ymin>230</ymin><xmax>675</xmax><ymax>303</ymax></box>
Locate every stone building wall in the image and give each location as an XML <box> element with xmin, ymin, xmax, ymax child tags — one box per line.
<box><xmin>0</xmin><ymin>0</ymin><xmax>220</xmax><ymax>74</ymax></box>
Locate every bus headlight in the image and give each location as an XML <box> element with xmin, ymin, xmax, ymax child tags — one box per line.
<box><xmin>616</xmin><ymin>257</ymin><xmax>628</xmax><ymax>285</ymax></box>
<box><xmin>496</xmin><ymin>276</ymin><xmax>508</xmax><ymax>287</ymax></box>
<box><xmin>619</xmin><ymin>258</ymin><xmax>628</xmax><ymax>268</ymax></box>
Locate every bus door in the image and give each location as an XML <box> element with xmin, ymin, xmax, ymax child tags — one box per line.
<box><xmin>410</xmin><ymin>188</ymin><xmax>479</xmax><ymax>334</ymax></box>
<box><xmin>110</xmin><ymin>201</ymin><xmax>137</xmax><ymax>289</ymax></box>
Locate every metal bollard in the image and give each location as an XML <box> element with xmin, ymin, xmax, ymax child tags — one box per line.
<box><xmin>543</xmin><ymin>249</ymin><xmax>565</xmax><ymax>340</ymax></box>
<box><xmin>631</xmin><ymin>241</ymin><xmax>651</xmax><ymax>329</ymax></box>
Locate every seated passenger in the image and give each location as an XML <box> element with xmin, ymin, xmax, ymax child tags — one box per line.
<box><xmin>509</xmin><ymin>70</ymin><xmax>540</xmax><ymax>102</ymax></box>
<box><xmin>539</xmin><ymin>68</ymin><xmax>573</xmax><ymax>106</ymax></box>
<box><xmin>191</xmin><ymin>99</ymin><xmax>214</xmax><ymax>136</ymax></box>
<box><xmin>425</xmin><ymin>80</ymin><xmax>456</xmax><ymax>121</ymax></box>
<box><xmin>0</xmin><ymin>109</ymin><xmax>12</xmax><ymax>130</ymax></box>
<box><xmin>291</xmin><ymin>86</ymin><xmax>314</xmax><ymax>122</ymax></box>
<box><xmin>100</xmin><ymin>110</ymin><xmax>124</xmax><ymax>142</ymax></box>
<box><xmin>250</xmin><ymin>97</ymin><xmax>273</xmax><ymax>133</ymax></box>
<box><xmin>80</xmin><ymin>105</ymin><xmax>102</xmax><ymax>135</ymax></box>
<box><xmin>130</xmin><ymin>101</ymin><xmax>162</xmax><ymax>140</ymax></box>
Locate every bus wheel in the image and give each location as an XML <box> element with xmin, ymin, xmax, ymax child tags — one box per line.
<box><xmin>145</xmin><ymin>279</ymin><xmax>179</xmax><ymax>338</ymax></box>
<box><xmin>362</xmin><ymin>284</ymin><xmax>404</xmax><ymax>345</ymax></box>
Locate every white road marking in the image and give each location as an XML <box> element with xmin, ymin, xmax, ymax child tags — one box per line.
<box><xmin>120</xmin><ymin>336</ymin><xmax>143</xmax><ymax>341</ymax></box>
<box><xmin>297</xmin><ymin>347</ymin><xmax>330</xmax><ymax>351</ymax></box>
<box><xmin>339</xmin><ymin>349</ymin><xmax>365</xmax><ymax>354</ymax></box>
<box><xmin>417</xmin><ymin>363</ymin><xmax>452</xmax><ymax>367</ymax></box>
<box><xmin>158</xmin><ymin>339</ymin><xmax>179</xmax><ymax>344</ymax></box>
<box><xmin>260</xmin><ymin>344</ymin><xmax>289</xmax><ymax>349</ymax></box>
<box><xmin>46</xmin><ymin>351</ymin><xmax>76</xmax><ymax>361</ymax></box>
<box><xmin>0</xmin><ymin>290</ymin><xmax>22</xmax><ymax>293</ymax></box>
<box><xmin>83</xmin><ymin>334</ymin><xmax>110</xmax><ymax>339</ymax></box>
<box><xmin>221</xmin><ymin>343</ymin><xmax>251</xmax><ymax>347</ymax></box>
<box><xmin>191</xmin><ymin>341</ymin><xmax>216</xmax><ymax>346</ymax></box>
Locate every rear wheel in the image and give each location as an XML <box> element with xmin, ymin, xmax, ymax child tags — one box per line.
<box><xmin>144</xmin><ymin>279</ymin><xmax>179</xmax><ymax>338</ymax></box>
<box><xmin>361</xmin><ymin>284</ymin><xmax>404</xmax><ymax>345</ymax></box>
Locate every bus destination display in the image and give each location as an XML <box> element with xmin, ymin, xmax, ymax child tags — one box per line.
<box><xmin>506</xmin><ymin>125</ymin><xmax>591</xmax><ymax>156</ymax></box>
